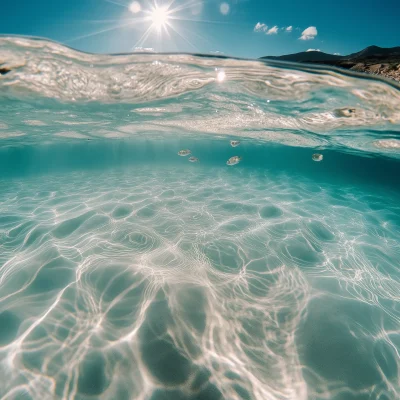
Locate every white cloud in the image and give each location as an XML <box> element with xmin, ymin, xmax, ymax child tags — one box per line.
<box><xmin>307</xmin><ymin>48</ymin><xmax>320</xmax><ymax>52</ymax></box>
<box><xmin>267</xmin><ymin>25</ymin><xmax>279</xmax><ymax>35</ymax></box>
<box><xmin>334</xmin><ymin>52</ymin><xmax>341</xmax><ymax>55</ymax></box>
<box><xmin>254</xmin><ymin>22</ymin><xmax>268</xmax><ymax>32</ymax></box>
<box><xmin>299</xmin><ymin>26</ymin><xmax>317</xmax><ymax>40</ymax></box>
<box><xmin>286</xmin><ymin>26</ymin><xmax>293</xmax><ymax>32</ymax></box>
<box><xmin>133</xmin><ymin>47</ymin><xmax>154</xmax><ymax>53</ymax></box>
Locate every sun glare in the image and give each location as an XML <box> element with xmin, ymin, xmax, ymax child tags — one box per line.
<box><xmin>151</xmin><ymin>6</ymin><xmax>169</xmax><ymax>30</ymax></box>
<box><xmin>126</xmin><ymin>1</ymin><xmax>207</xmax><ymax>51</ymax></box>
<box><xmin>217</xmin><ymin>70</ymin><xmax>226</xmax><ymax>82</ymax></box>
<box><xmin>67</xmin><ymin>0</ymin><xmax>223</xmax><ymax>52</ymax></box>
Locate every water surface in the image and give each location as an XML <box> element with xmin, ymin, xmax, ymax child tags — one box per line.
<box><xmin>0</xmin><ymin>37</ymin><xmax>400</xmax><ymax>400</ymax></box>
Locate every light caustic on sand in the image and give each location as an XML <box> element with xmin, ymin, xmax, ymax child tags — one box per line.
<box><xmin>0</xmin><ymin>167</ymin><xmax>399</xmax><ymax>399</ymax></box>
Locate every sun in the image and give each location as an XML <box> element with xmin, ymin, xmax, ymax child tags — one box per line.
<box><xmin>67</xmin><ymin>0</ymin><xmax>214</xmax><ymax>53</ymax></box>
<box><xmin>129</xmin><ymin>1</ymin><xmax>205</xmax><ymax>51</ymax></box>
<box><xmin>150</xmin><ymin>6</ymin><xmax>169</xmax><ymax>30</ymax></box>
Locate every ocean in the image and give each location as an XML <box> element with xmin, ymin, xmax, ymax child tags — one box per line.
<box><xmin>0</xmin><ymin>36</ymin><xmax>400</xmax><ymax>400</ymax></box>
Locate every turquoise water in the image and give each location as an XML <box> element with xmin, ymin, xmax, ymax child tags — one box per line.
<box><xmin>1</xmin><ymin>37</ymin><xmax>400</xmax><ymax>400</ymax></box>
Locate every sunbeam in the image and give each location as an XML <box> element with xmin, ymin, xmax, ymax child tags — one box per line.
<box><xmin>168</xmin><ymin>23</ymin><xmax>198</xmax><ymax>50</ymax></box>
<box><xmin>132</xmin><ymin>25</ymin><xmax>155</xmax><ymax>49</ymax></box>
<box><xmin>103</xmin><ymin>0</ymin><xmax>130</xmax><ymax>8</ymax></box>
<box><xmin>64</xmin><ymin>20</ymin><xmax>138</xmax><ymax>43</ymax></box>
<box><xmin>66</xmin><ymin>0</ymin><xmax>230</xmax><ymax>52</ymax></box>
<box><xmin>150</xmin><ymin>6</ymin><xmax>170</xmax><ymax>30</ymax></box>
<box><xmin>178</xmin><ymin>24</ymin><xmax>214</xmax><ymax>48</ymax></box>
<box><xmin>169</xmin><ymin>16</ymin><xmax>235</xmax><ymax>25</ymax></box>
<box><xmin>166</xmin><ymin>0</ymin><xmax>204</xmax><ymax>14</ymax></box>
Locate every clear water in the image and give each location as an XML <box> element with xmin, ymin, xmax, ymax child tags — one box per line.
<box><xmin>0</xmin><ymin>37</ymin><xmax>400</xmax><ymax>400</ymax></box>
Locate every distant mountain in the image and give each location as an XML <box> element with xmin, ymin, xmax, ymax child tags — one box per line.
<box><xmin>261</xmin><ymin>46</ymin><xmax>400</xmax><ymax>63</ymax></box>
<box><xmin>346</xmin><ymin>45</ymin><xmax>400</xmax><ymax>60</ymax></box>
<box><xmin>261</xmin><ymin>51</ymin><xmax>343</xmax><ymax>63</ymax></box>
<box><xmin>260</xmin><ymin>46</ymin><xmax>400</xmax><ymax>82</ymax></box>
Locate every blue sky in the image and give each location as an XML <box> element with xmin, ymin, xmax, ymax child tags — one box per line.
<box><xmin>0</xmin><ymin>0</ymin><xmax>399</xmax><ymax>58</ymax></box>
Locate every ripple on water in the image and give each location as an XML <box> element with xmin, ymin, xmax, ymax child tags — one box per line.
<box><xmin>24</xmin><ymin>224</ymin><xmax>50</xmax><ymax>248</ymax></box>
<box><xmin>112</xmin><ymin>204</ymin><xmax>133</xmax><ymax>219</ymax></box>
<box><xmin>112</xmin><ymin>228</ymin><xmax>161</xmax><ymax>254</ymax></box>
<box><xmin>306</xmin><ymin>219</ymin><xmax>336</xmax><ymax>242</ymax></box>
<box><xmin>136</xmin><ymin>203</ymin><xmax>159</xmax><ymax>219</ymax></box>
<box><xmin>27</xmin><ymin>256</ymin><xmax>75</xmax><ymax>294</ymax></box>
<box><xmin>159</xmin><ymin>189</ymin><xmax>176</xmax><ymax>199</ymax></box>
<box><xmin>259</xmin><ymin>204</ymin><xmax>283</xmax><ymax>219</ymax></box>
<box><xmin>373</xmin><ymin>340</ymin><xmax>398</xmax><ymax>381</ymax></box>
<box><xmin>0</xmin><ymin>310</ymin><xmax>20</xmax><ymax>345</ymax></box>
<box><xmin>78</xmin><ymin>352</ymin><xmax>110</xmax><ymax>396</ymax></box>
<box><xmin>202</xmin><ymin>239</ymin><xmax>243</xmax><ymax>273</ymax></box>
<box><xmin>0</xmin><ymin>214</ymin><xmax>25</xmax><ymax>226</ymax></box>
<box><xmin>267</xmin><ymin>220</ymin><xmax>302</xmax><ymax>238</ymax></box>
<box><xmin>51</xmin><ymin>210</ymin><xmax>96</xmax><ymax>239</ymax></box>
<box><xmin>7</xmin><ymin>220</ymin><xmax>36</xmax><ymax>240</ymax></box>
<box><xmin>139</xmin><ymin>291</ymin><xmax>192</xmax><ymax>386</ymax></box>
<box><xmin>298</xmin><ymin>298</ymin><xmax>386</xmax><ymax>393</ymax></box>
<box><xmin>174</xmin><ymin>286</ymin><xmax>208</xmax><ymax>334</ymax></box>
<box><xmin>219</xmin><ymin>202</ymin><xmax>259</xmax><ymax>216</ymax></box>
<box><xmin>219</xmin><ymin>218</ymin><xmax>252</xmax><ymax>233</ymax></box>
<box><xmin>281</xmin><ymin>236</ymin><xmax>324</xmax><ymax>268</ymax></box>
<box><xmin>164</xmin><ymin>198</ymin><xmax>184</xmax><ymax>209</ymax></box>
<box><xmin>0</xmin><ymin>167</ymin><xmax>399</xmax><ymax>399</ymax></box>
<box><xmin>105</xmin><ymin>289</ymin><xmax>148</xmax><ymax>329</ymax></box>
